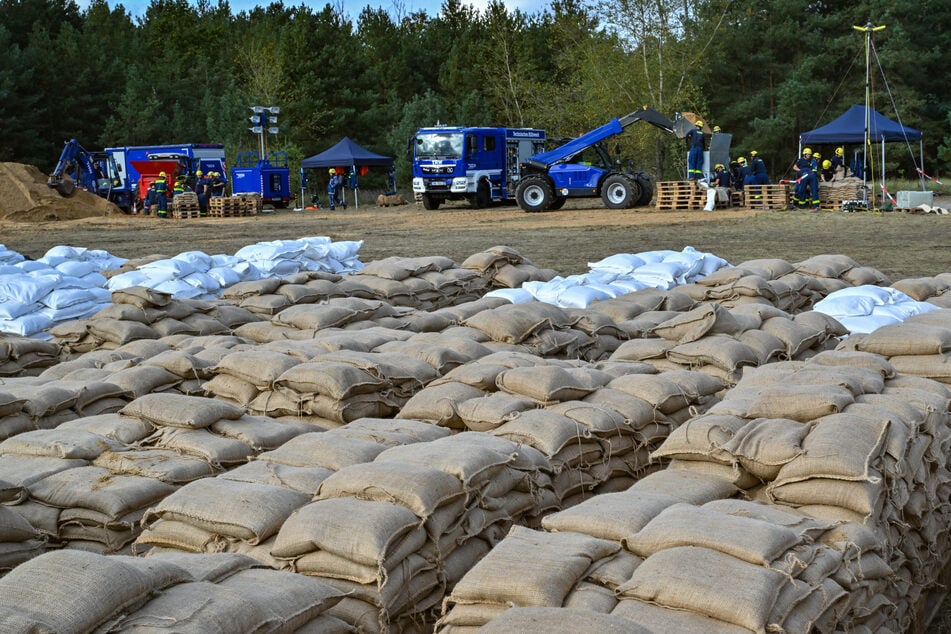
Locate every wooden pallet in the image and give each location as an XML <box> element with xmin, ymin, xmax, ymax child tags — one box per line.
<box><xmin>208</xmin><ymin>196</ymin><xmax>245</xmax><ymax>217</ymax></box>
<box><xmin>239</xmin><ymin>194</ymin><xmax>263</xmax><ymax>215</ymax></box>
<box><xmin>745</xmin><ymin>184</ymin><xmax>790</xmax><ymax>210</ymax></box>
<box><xmin>655</xmin><ymin>181</ymin><xmax>706</xmax><ymax>210</ymax></box>
<box><xmin>172</xmin><ymin>209</ymin><xmax>201</xmax><ymax>219</ymax></box>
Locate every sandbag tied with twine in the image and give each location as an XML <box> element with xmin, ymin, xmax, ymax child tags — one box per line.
<box><xmin>494</xmin><ymin>365</ymin><xmax>613</xmax><ymax>405</ymax></box>
<box><xmin>0</xmin><ymin>503</ymin><xmax>46</xmax><ymax>572</ymax></box>
<box><xmin>439</xmin><ymin>525</ymin><xmax>619</xmax><ymax>628</ymax></box>
<box><xmin>649</xmin><ymin>303</ymin><xmax>745</xmax><ymax>344</ymax></box>
<box><xmin>462</xmin><ymin>301</ymin><xmax>577</xmax><ymax>345</ymax></box>
<box><xmin>0</xmin><ymin>335</ymin><xmax>61</xmax><ymax>377</ymax></box>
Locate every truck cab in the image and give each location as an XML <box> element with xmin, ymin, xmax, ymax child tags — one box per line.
<box><xmin>411</xmin><ymin>126</ymin><xmax>545</xmax><ymax>210</ymax></box>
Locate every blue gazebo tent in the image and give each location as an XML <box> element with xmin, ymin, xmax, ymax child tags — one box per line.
<box><xmin>798</xmin><ymin>105</ymin><xmax>924</xmax><ymax>192</ymax></box>
<box><xmin>301</xmin><ymin>137</ymin><xmax>394</xmax><ymax>207</ymax></box>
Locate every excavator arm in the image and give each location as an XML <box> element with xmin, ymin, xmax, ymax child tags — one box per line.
<box><xmin>525</xmin><ymin>106</ymin><xmax>675</xmax><ymax>170</ymax></box>
<box><xmin>48</xmin><ymin>139</ymin><xmax>103</xmax><ymax>196</ymax></box>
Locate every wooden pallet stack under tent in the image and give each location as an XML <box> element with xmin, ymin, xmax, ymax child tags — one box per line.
<box><xmin>744</xmin><ymin>184</ymin><xmax>790</xmax><ymax>210</ymax></box>
<box><xmin>819</xmin><ymin>178</ymin><xmax>867</xmax><ymax>211</ymax></box>
<box><xmin>654</xmin><ymin>182</ymin><xmax>706</xmax><ymax>211</ymax></box>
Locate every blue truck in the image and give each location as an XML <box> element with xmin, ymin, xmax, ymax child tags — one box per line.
<box><xmin>411</xmin><ymin>126</ymin><xmax>546</xmax><ymax>210</ymax></box>
<box><xmin>515</xmin><ymin>107</ymin><xmax>676</xmax><ymax>212</ymax></box>
<box><xmin>49</xmin><ymin>140</ymin><xmax>227</xmax><ymax>212</ymax></box>
<box><xmin>230</xmin><ymin>151</ymin><xmax>291</xmax><ymax>208</ymax></box>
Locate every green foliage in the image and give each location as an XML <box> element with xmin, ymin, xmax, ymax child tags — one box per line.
<box><xmin>2</xmin><ymin>0</ymin><xmax>946</xmax><ymax>180</ymax></box>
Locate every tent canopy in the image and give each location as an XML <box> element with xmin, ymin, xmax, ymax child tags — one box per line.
<box><xmin>799</xmin><ymin>105</ymin><xmax>922</xmax><ymax>145</ymax></box>
<box><xmin>301</xmin><ymin>136</ymin><xmax>393</xmax><ymax>168</ymax></box>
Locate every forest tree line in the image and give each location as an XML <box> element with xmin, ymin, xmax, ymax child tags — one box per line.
<box><xmin>1</xmin><ymin>0</ymin><xmax>948</xmax><ymax>192</ymax></box>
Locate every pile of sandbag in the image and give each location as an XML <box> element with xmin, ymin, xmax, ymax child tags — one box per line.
<box><xmin>442</xmin><ymin>351</ymin><xmax>951</xmax><ymax>633</ymax></box>
<box><xmin>0</xmin><ymin>550</ymin><xmax>347</xmax><ymax>631</ymax></box>
<box><xmin>837</xmin><ymin>308</ymin><xmax>951</xmax><ymax>383</ymax></box>
<box><xmin>459</xmin><ymin>245</ymin><xmax>559</xmax><ymax>290</ymax></box>
<box><xmin>49</xmin><ymin>285</ymin><xmax>263</xmax><ymax>354</ymax></box>
<box><xmin>891</xmin><ymin>274</ymin><xmax>951</xmax><ymax>307</ymax></box>
<box><xmin>812</xmin><ymin>284</ymin><xmax>941</xmax><ymax>334</ymax></box>
<box><xmin>0</xmin><ymin>479</ymin><xmax>45</xmax><ymax>573</ymax></box>
<box><xmin>269</xmin><ymin>431</ymin><xmax>554</xmax><ymax>633</ymax></box>
<box><xmin>398</xmin><ymin>351</ymin><xmax>723</xmax><ymax>507</ymax></box>
<box><xmin>136</xmin><ymin>419</ymin><xmax>450</xmax><ymax>565</ymax></box>
<box><xmin>606</xmin><ymin>302</ymin><xmax>846</xmax><ymax>384</ymax></box>
<box><xmin>0</xmin><ymin>335</ymin><xmax>61</xmax><ymax>376</ymax></box>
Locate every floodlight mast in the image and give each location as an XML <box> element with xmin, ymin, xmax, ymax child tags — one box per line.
<box><xmin>852</xmin><ymin>22</ymin><xmax>885</xmax><ymax>206</ymax></box>
<box><xmin>248</xmin><ymin>106</ymin><xmax>281</xmax><ymax>157</ymax></box>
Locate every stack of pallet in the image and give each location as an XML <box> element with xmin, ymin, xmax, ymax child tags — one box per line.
<box><xmin>171</xmin><ymin>192</ymin><xmax>201</xmax><ymax>219</ymax></box>
<box><xmin>819</xmin><ymin>179</ymin><xmax>866</xmax><ymax>211</ymax></box>
<box><xmin>744</xmin><ymin>184</ymin><xmax>789</xmax><ymax>210</ymax></box>
<box><xmin>208</xmin><ymin>196</ymin><xmax>245</xmax><ymax>218</ymax></box>
<box><xmin>239</xmin><ymin>194</ymin><xmax>263</xmax><ymax>215</ymax></box>
<box><xmin>654</xmin><ymin>182</ymin><xmax>705</xmax><ymax>211</ymax></box>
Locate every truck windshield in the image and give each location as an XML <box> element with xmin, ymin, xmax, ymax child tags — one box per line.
<box><xmin>415</xmin><ymin>133</ymin><xmax>463</xmax><ymax>159</ymax></box>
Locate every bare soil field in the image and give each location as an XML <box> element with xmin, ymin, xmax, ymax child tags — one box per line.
<box><xmin>2</xmin><ymin>196</ymin><xmax>950</xmax><ymax>280</ymax></box>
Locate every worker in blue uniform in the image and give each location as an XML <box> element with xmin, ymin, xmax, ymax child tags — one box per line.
<box><xmin>831</xmin><ymin>147</ymin><xmax>847</xmax><ymax>180</ymax></box>
<box><xmin>194</xmin><ymin>170</ymin><xmax>209</xmax><ymax>216</ymax></box>
<box><xmin>153</xmin><ymin>171</ymin><xmax>169</xmax><ymax>218</ymax></box>
<box><xmin>748</xmin><ymin>150</ymin><xmax>770</xmax><ymax>185</ymax></box>
<box><xmin>686</xmin><ymin>121</ymin><xmax>705</xmax><ymax>180</ymax></box>
<box><xmin>792</xmin><ymin>148</ymin><xmax>820</xmax><ymax>211</ymax></box>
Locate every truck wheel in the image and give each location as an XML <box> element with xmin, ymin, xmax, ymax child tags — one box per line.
<box><xmin>422</xmin><ymin>194</ymin><xmax>441</xmax><ymax>210</ymax></box>
<box><xmin>601</xmin><ymin>174</ymin><xmax>636</xmax><ymax>209</ymax></box>
<box><xmin>471</xmin><ymin>180</ymin><xmax>492</xmax><ymax>209</ymax></box>
<box><xmin>516</xmin><ymin>177</ymin><xmax>553</xmax><ymax>212</ymax></box>
<box><xmin>635</xmin><ymin>177</ymin><xmax>653</xmax><ymax>206</ymax></box>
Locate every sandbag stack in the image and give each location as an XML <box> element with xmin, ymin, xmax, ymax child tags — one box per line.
<box><xmin>0</xmin><ymin>550</ymin><xmax>346</xmax><ymax>631</ymax></box>
<box><xmin>271</xmin><ymin>431</ymin><xmax>553</xmax><ymax>633</ymax></box>
<box><xmin>0</xmin><ymin>335</ymin><xmax>61</xmax><ymax>377</ymax></box>
<box><xmin>606</xmin><ymin>302</ymin><xmax>846</xmax><ymax>384</ymax></box>
<box><xmin>459</xmin><ymin>245</ymin><xmax>559</xmax><ymax>290</ymax></box>
<box><xmin>0</xmin><ymin>479</ymin><xmax>45</xmax><ymax>574</ymax></box>
<box><xmin>442</xmin><ymin>351</ymin><xmax>951</xmax><ymax>632</ymax></box>
<box><xmin>136</xmin><ymin>419</ymin><xmax>451</xmax><ymax>567</ymax></box>
<box><xmin>838</xmin><ymin>309</ymin><xmax>951</xmax><ymax>384</ymax></box>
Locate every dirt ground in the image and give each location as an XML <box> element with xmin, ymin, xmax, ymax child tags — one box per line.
<box><xmin>1</xmin><ymin>161</ymin><xmax>949</xmax><ymax>279</ymax></box>
<box><xmin>2</xmin><ymin>195</ymin><xmax>950</xmax><ymax>282</ymax></box>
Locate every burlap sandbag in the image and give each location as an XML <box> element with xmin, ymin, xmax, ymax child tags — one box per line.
<box><xmin>396</xmin><ymin>381</ymin><xmax>486</xmax><ymax>427</ymax></box>
<box><xmin>212</xmin><ymin>350</ymin><xmax>301</xmax><ymax>389</ymax></box>
<box><xmin>856</xmin><ymin>322</ymin><xmax>951</xmax><ymax>356</ymax></box>
<box><xmin>652</xmin><ymin>414</ymin><xmax>747</xmax><ymax>464</ymax></box>
<box><xmin>771</xmin><ymin>413</ymin><xmax>889</xmax><ymax>483</ymax></box>
<box><xmin>275</xmin><ymin>362</ymin><xmax>386</xmax><ymax>400</ymax></box>
<box><xmin>112</xmin><ymin>285</ymin><xmax>173</xmax><ymax>309</ymax></box>
<box><xmin>315</xmin><ymin>461</ymin><xmax>464</xmax><ymax>518</ymax></box>
<box><xmin>541</xmin><ymin>489</ymin><xmax>680</xmax><ymax>542</ymax></box>
<box><xmin>256</xmin><ymin>432</ymin><xmax>387</xmax><ymax>470</ymax></box>
<box><xmin>651</xmin><ymin>304</ymin><xmax>742</xmax><ymax>344</ymax></box>
<box><xmin>495</xmin><ymin>365</ymin><xmax>610</xmax><ymax>403</ymax></box>
<box><xmin>629</xmin><ymin>468</ymin><xmax>738</xmax><ymax>505</ymax></box>
<box><xmin>456</xmin><ymin>393</ymin><xmax>537</xmax><ymax>432</ymax></box>
<box><xmin>462</xmin><ymin>302</ymin><xmax>576</xmax><ymax>344</ymax></box>
<box><xmin>141</xmin><ymin>426</ymin><xmax>255</xmax><ymax>467</ymax></box>
<box><xmin>30</xmin><ymin>466</ymin><xmax>176</xmax><ymax>520</ymax></box>
<box><xmin>104</xmin><ymin>366</ymin><xmax>182</xmax><ymax>398</ymax></box>
<box><xmin>218</xmin><ymin>460</ymin><xmax>333</xmax><ymax>494</ymax></box>
<box><xmin>144</xmin><ymin>478</ymin><xmax>309</xmax><ymax>544</ymax></box>
<box><xmin>0</xmin><ymin>550</ymin><xmax>191</xmax><ymax>632</ymax></box>
<box><xmin>448</xmin><ymin>525</ymin><xmax>619</xmax><ymax>608</ymax></box>
<box><xmin>616</xmin><ymin>545</ymin><xmax>787</xmax><ymax>632</ymax></box>
<box><xmin>94</xmin><ymin>448</ymin><xmax>217</xmax><ymax>484</ymax></box>
<box><xmin>202</xmin><ymin>373</ymin><xmax>260</xmax><ymax>406</ymax></box>
<box><xmin>625</xmin><ymin>502</ymin><xmax>802</xmax><ymax>565</ymax></box>
<box><xmin>120</xmin><ymin>393</ymin><xmax>245</xmax><ymax>429</ymax></box>
<box><xmin>0</xmin><ymin>429</ymin><xmax>122</xmax><ymax>460</ymax></box>
<box><xmin>718</xmin><ymin>417</ymin><xmax>812</xmax><ymax>480</ymax></box>
<box><xmin>741</xmin><ymin>384</ymin><xmax>855</xmax><ymax>423</ymax></box>
<box><xmin>666</xmin><ymin>335</ymin><xmax>759</xmax><ymax>373</ymax></box>
<box><xmin>271</xmin><ymin>497</ymin><xmax>426</xmax><ymax>566</ymax></box>
<box><xmin>490</xmin><ymin>408</ymin><xmax>588</xmax><ymax>457</ymax></box>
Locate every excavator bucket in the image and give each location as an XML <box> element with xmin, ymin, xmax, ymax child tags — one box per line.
<box><xmin>52</xmin><ymin>176</ymin><xmax>76</xmax><ymax>197</ymax></box>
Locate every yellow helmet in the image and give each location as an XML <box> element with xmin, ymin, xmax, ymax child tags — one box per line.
<box><xmin>835</xmin><ymin>147</ymin><xmax>844</xmax><ymax>156</ymax></box>
<box><xmin>737</xmin><ymin>156</ymin><xmax>746</xmax><ymax>164</ymax></box>
<box><xmin>802</xmin><ymin>148</ymin><xmax>812</xmax><ymax>155</ymax></box>
<box><xmin>813</xmin><ymin>152</ymin><xmax>821</xmax><ymax>160</ymax></box>
<box><xmin>750</xmin><ymin>150</ymin><xmax>758</xmax><ymax>157</ymax></box>
<box><xmin>713</xmin><ymin>125</ymin><xmax>721</xmax><ymax>133</ymax></box>
<box><xmin>196</xmin><ymin>170</ymin><xmax>203</xmax><ymax>176</ymax></box>
<box><xmin>159</xmin><ymin>171</ymin><xmax>166</xmax><ymax>177</ymax></box>
<box><xmin>328</xmin><ymin>168</ymin><xmax>336</xmax><ymax>175</ymax></box>
<box><xmin>695</xmin><ymin>120</ymin><xmax>703</xmax><ymax>128</ymax></box>
<box><xmin>822</xmin><ymin>160</ymin><xmax>832</xmax><ymax>169</ymax></box>
<box><xmin>715</xmin><ymin>163</ymin><xmax>724</xmax><ymax>169</ymax></box>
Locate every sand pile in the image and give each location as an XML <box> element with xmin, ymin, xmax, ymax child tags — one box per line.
<box><xmin>0</xmin><ymin>162</ymin><xmax>124</xmax><ymax>222</ymax></box>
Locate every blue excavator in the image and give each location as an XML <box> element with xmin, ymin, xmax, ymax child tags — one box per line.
<box><xmin>47</xmin><ymin>139</ymin><xmax>121</xmax><ymax>201</ymax></box>
<box><xmin>515</xmin><ymin>106</ymin><xmax>678</xmax><ymax>212</ymax></box>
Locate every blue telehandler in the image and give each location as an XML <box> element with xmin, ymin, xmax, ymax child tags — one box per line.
<box><xmin>515</xmin><ymin>106</ymin><xmax>676</xmax><ymax>212</ymax></box>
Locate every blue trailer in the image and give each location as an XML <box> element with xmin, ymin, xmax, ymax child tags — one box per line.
<box><xmin>411</xmin><ymin>126</ymin><xmax>546</xmax><ymax>210</ymax></box>
<box><xmin>230</xmin><ymin>151</ymin><xmax>291</xmax><ymax>208</ymax></box>
<box><xmin>515</xmin><ymin>107</ymin><xmax>676</xmax><ymax>212</ymax></box>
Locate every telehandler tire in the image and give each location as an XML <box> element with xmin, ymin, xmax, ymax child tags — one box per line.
<box><xmin>516</xmin><ymin>176</ymin><xmax>554</xmax><ymax>213</ymax></box>
<box><xmin>601</xmin><ymin>174</ymin><xmax>637</xmax><ymax>209</ymax></box>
